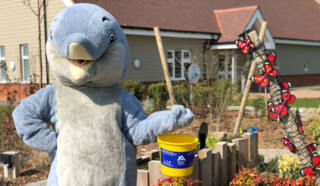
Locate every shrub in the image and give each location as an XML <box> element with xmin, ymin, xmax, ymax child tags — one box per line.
<box><xmin>307</xmin><ymin>109</ymin><xmax>320</xmax><ymax>141</ymax></box>
<box><xmin>120</xmin><ymin>80</ymin><xmax>145</xmax><ymax>101</ymax></box>
<box><xmin>277</xmin><ymin>155</ymin><xmax>302</xmax><ymax>180</ymax></box>
<box><xmin>230</xmin><ymin>168</ymin><xmax>265</xmax><ymax>186</ymax></box>
<box><xmin>191</xmin><ymin>84</ymin><xmax>211</xmax><ymax>108</ymax></box>
<box><xmin>196</xmin><ymin>79</ymin><xmax>234</xmax><ymax>111</ymax></box>
<box><xmin>252</xmin><ymin>96</ymin><xmax>266</xmax><ymax>116</ymax></box>
<box><xmin>258</xmin><ymin>157</ymin><xmax>279</xmax><ymax>174</ymax></box>
<box><xmin>173</xmin><ymin>84</ymin><xmax>190</xmax><ymax>107</ymax></box>
<box><xmin>147</xmin><ymin>82</ymin><xmax>169</xmax><ymax>111</ymax></box>
<box><xmin>206</xmin><ymin>136</ymin><xmax>219</xmax><ymax>150</ymax></box>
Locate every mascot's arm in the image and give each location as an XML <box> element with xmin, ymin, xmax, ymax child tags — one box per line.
<box><xmin>12</xmin><ymin>85</ymin><xmax>57</xmax><ymax>158</ymax></box>
<box><xmin>121</xmin><ymin>90</ymin><xmax>194</xmax><ymax>146</ymax></box>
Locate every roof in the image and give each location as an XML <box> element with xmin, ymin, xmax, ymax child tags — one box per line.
<box><xmin>74</xmin><ymin>0</ymin><xmax>220</xmax><ymax>34</ymax></box>
<box><xmin>214</xmin><ymin>6</ymin><xmax>257</xmax><ymax>43</ymax></box>
<box><xmin>210</xmin><ymin>0</ymin><xmax>320</xmax><ymax>42</ymax></box>
<box><xmin>74</xmin><ymin>0</ymin><xmax>320</xmax><ymax>42</ymax></box>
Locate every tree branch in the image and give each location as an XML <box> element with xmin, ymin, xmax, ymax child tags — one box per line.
<box><xmin>23</xmin><ymin>0</ymin><xmax>38</xmax><ymax>16</ymax></box>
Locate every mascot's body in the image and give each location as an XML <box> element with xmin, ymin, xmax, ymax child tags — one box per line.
<box><xmin>13</xmin><ymin>3</ymin><xmax>194</xmax><ymax>186</ymax></box>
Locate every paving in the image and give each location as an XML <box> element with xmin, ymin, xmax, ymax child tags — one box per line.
<box><xmin>250</xmin><ymin>88</ymin><xmax>320</xmax><ymax>99</ymax></box>
<box><xmin>258</xmin><ymin>148</ymin><xmax>292</xmax><ymax>162</ymax></box>
<box><xmin>24</xmin><ymin>179</ymin><xmax>47</xmax><ymax>186</ymax></box>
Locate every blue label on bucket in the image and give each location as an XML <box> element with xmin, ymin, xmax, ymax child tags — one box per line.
<box><xmin>160</xmin><ymin>148</ymin><xmax>195</xmax><ymax>169</ymax></box>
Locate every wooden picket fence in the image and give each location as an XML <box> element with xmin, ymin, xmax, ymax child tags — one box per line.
<box><xmin>136</xmin><ymin>132</ymin><xmax>259</xmax><ymax>186</ymax></box>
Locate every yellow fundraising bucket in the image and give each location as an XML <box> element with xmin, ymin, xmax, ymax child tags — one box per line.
<box><xmin>157</xmin><ymin>134</ymin><xmax>198</xmax><ymax>177</ymax></box>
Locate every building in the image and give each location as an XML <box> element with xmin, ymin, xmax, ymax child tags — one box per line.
<box><xmin>0</xmin><ymin>0</ymin><xmax>320</xmax><ymax>100</ymax></box>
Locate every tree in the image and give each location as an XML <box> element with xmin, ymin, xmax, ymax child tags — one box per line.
<box><xmin>22</xmin><ymin>0</ymin><xmax>49</xmax><ymax>87</ymax></box>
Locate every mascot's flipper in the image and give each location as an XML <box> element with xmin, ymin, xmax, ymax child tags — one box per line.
<box><xmin>12</xmin><ymin>85</ymin><xmax>57</xmax><ymax>159</ymax></box>
<box><xmin>121</xmin><ymin>89</ymin><xmax>194</xmax><ymax>145</ymax></box>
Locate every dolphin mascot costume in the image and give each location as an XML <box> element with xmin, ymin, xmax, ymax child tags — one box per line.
<box><xmin>12</xmin><ymin>3</ymin><xmax>194</xmax><ymax>186</ymax></box>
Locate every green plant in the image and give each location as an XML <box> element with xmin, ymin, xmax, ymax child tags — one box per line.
<box><xmin>0</xmin><ymin>91</ymin><xmax>21</xmax><ymax>152</ymax></box>
<box><xmin>191</xmin><ymin>79</ymin><xmax>234</xmax><ymax>129</ymax></box>
<box><xmin>210</xmin><ymin>79</ymin><xmax>234</xmax><ymax>130</ymax></box>
<box><xmin>258</xmin><ymin>157</ymin><xmax>279</xmax><ymax>174</ymax></box>
<box><xmin>307</xmin><ymin>110</ymin><xmax>320</xmax><ymax>141</ymax></box>
<box><xmin>173</xmin><ymin>84</ymin><xmax>190</xmax><ymax>107</ymax></box>
<box><xmin>191</xmin><ymin>84</ymin><xmax>211</xmax><ymax>108</ymax></box>
<box><xmin>230</xmin><ymin>168</ymin><xmax>265</xmax><ymax>186</ymax></box>
<box><xmin>147</xmin><ymin>82</ymin><xmax>169</xmax><ymax>111</ymax></box>
<box><xmin>220</xmin><ymin>135</ymin><xmax>240</xmax><ymax>143</ymax></box>
<box><xmin>120</xmin><ymin>80</ymin><xmax>145</xmax><ymax>101</ymax></box>
<box><xmin>252</xmin><ymin>96</ymin><xmax>266</xmax><ymax>116</ymax></box>
<box><xmin>277</xmin><ymin>155</ymin><xmax>302</xmax><ymax>180</ymax></box>
<box><xmin>206</xmin><ymin>136</ymin><xmax>219</xmax><ymax>150</ymax></box>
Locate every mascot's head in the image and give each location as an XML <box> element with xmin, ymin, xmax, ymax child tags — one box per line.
<box><xmin>46</xmin><ymin>3</ymin><xmax>129</xmax><ymax>87</ymax></box>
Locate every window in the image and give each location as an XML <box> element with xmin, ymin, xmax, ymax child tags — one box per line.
<box><xmin>304</xmin><ymin>61</ymin><xmax>309</xmax><ymax>72</ymax></box>
<box><xmin>167</xmin><ymin>50</ymin><xmax>191</xmax><ymax>80</ymax></box>
<box><xmin>20</xmin><ymin>44</ymin><xmax>30</xmax><ymax>82</ymax></box>
<box><xmin>0</xmin><ymin>46</ymin><xmax>6</xmax><ymax>83</ymax></box>
<box><xmin>218</xmin><ymin>54</ymin><xmax>232</xmax><ymax>79</ymax></box>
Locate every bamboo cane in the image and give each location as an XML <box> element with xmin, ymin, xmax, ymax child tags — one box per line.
<box><xmin>153</xmin><ymin>27</ymin><xmax>176</xmax><ymax>106</ymax></box>
<box><xmin>233</xmin><ymin>22</ymin><xmax>268</xmax><ymax>135</ymax></box>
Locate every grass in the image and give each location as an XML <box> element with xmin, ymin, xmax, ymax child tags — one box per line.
<box><xmin>309</xmin><ymin>88</ymin><xmax>320</xmax><ymax>91</ymax></box>
<box><xmin>290</xmin><ymin>98</ymin><xmax>320</xmax><ymax>108</ymax></box>
<box><xmin>232</xmin><ymin>98</ymin><xmax>320</xmax><ymax>108</ymax></box>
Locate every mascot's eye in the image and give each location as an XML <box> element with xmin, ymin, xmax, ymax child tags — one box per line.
<box><xmin>102</xmin><ymin>16</ymin><xmax>110</xmax><ymax>22</ymax></box>
<box><xmin>108</xmin><ymin>31</ymin><xmax>116</xmax><ymax>44</ymax></box>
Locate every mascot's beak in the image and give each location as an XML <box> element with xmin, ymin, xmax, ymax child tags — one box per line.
<box><xmin>68</xmin><ymin>42</ymin><xmax>93</xmax><ymax>66</ymax></box>
<box><xmin>67</xmin><ymin>42</ymin><xmax>94</xmax><ymax>82</ymax></box>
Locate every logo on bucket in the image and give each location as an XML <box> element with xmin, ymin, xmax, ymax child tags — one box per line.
<box><xmin>160</xmin><ymin>148</ymin><xmax>194</xmax><ymax>169</ymax></box>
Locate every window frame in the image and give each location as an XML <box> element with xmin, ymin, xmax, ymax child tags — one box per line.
<box><xmin>0</xmin><ymin>46</ymin><xmax>6</xmax><ymax>83</ymax></box>
<box><xmin>167</xmin><ymin>49</ymin><xmax>191</xmax><ymax>81</ymax></box>
<box><xmin>20</xmin><ymin>44</ymin><xmax>30</xmax><ymax>83</ymax></box>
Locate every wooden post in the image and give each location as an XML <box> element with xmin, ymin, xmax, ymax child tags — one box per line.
<box><xmin>244</xmin><ymin>133</ymin><xmax>259</xmax><ymax>167</ymax></box>
<box><xmin>191</xmin><ymin>155</ymin><xmax>200</xmax><ymax>186</ymax></box>
<box><xmin>153</xmin><ymin>26</ymin><xmax>176</xmax><ymax>105</ymax></box>
<box><xmin>227</xmin><ymin>143</ymin><xmax>237</xmax><ymax>183</ymax></box>
<box><xmin>215</xmin><ymin>142</ymin><xmax>228</xmax><ymax>186</ymax></box>
<box><xmin>198</xmin><ymin>148</ymin><xmax>212</xmax><ymax>186</ymax></box>
<box><xmin>148</xmin><ymin>160</ymin><xmax>167</xmax><ymax>185</ymax></box>
<box><xmin>232</xmin><ymin>138</ymin><xmax>249</xmax><ymax>168</ymax></box>
<box><xmin>233</xmin><ymin>22</ymin><xmax>268</xmax><ymax>135</ymax></box>
<box><xmin>137</xmin><ymin>170</ymin><xmax>149</xmax><ymax>186</ymax></box>
<box><xmin>212</xmin><ymin>151</ymin><xmax>220</xmax><ymax>186</ymax></box>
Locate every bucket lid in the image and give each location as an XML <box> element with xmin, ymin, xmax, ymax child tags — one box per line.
<box><xmin>157</xmin><ymin>134</ymin><xmax>198</xmax><ymax>146</ymax></box>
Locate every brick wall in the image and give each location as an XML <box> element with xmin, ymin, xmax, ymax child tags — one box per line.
<box><xmin>278</xmin><ymin>74</ymin><xmax>320</xmax><ymax>87</ymax></box>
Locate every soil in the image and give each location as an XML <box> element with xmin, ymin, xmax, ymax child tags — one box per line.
<box><xmin>0</xmin><ymin>111</ymin><xmax>316</xmax><ymax>185</ymax></box>
<box><xmin>136</xmin><ymin>111</ymin><xmax>314</xmax><ymax>157</ymax></box>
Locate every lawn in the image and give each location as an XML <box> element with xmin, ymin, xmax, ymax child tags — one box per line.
<box><xmin>309</xmin><ymin>88</ymin><xmax>320</xmax><ymax>91</ymax></box>
<box><xmin>232</xmin><ymin>97</ymin><xmax>320</xmax><ymax>108</ymax></box>
<box><xmin>290</xmin><ymin>98</ymin><xmax>320</xmax><ymax>108</ymax></box>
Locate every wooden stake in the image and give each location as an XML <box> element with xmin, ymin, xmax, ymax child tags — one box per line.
<box><xmin>233</xmin><ymin>22</ymin><xmax>268</xmax><ymax>135</ymax></box>
<box><xmin>153</xmin><ymin>27</ymin><xmax>176</xmax><ymax>105</ymax></box>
